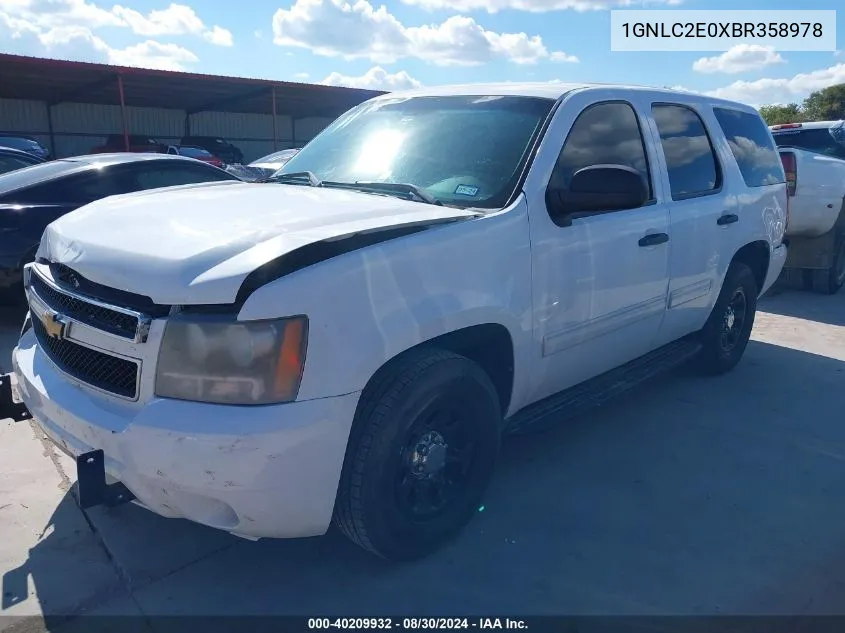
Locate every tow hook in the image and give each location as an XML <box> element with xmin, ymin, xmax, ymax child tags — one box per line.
<box><xmin>77</xmin><ymin>450</ymin><xmax>136</xmax><ymax>509</ymax></box>
<box><xmin>0</xmin><ymin>373</ymin><xmax>32</xmax><ymax>422</ymax></box>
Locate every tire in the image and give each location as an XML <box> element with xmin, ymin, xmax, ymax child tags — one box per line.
<box><xmin>695</xmin><ymin>262</ymin><xmax>758</xmax><ymax>376</ymax></box>
<box><xmin>810</xmin><ymin>234</ymin><xmax>845</xmax><ymax>295</ymax></box>
<box><xmin>334</xmin><ymin>349</ymin><xmax>502</xmax><ymax>561</ymax></box>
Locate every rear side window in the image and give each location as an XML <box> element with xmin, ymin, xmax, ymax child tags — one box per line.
<box><xmin>131</xmin><ymin>163</ymin><xmax>235</xmax><ymax>190</ymax></box>
<box><xmin>552</xmin><ymin>101</ymin><xmax>653</xmax><ymax>199</ymax></box>
<box><xmin>714</xmin><ymin>108</ymin><xmax>785</xmax><ymax>187</ymax></box>
<box><xmin>0</xmin><ymin>154</ymin><xmax>37</xmax><ymax>175</ymax></box>
<box><xmin>652</xmin><ymin>104</ymin><xmax>720</xmax><ymax>200</ymax></box>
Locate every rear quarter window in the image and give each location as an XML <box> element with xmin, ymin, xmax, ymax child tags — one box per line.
<box><xmin>713</xmin><ymin>108</ymin><xmax>785</xmax><ymax>188</ymax></box>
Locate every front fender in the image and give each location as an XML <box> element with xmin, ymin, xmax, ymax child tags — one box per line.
<box><xmin>238</xmin><ymin>198</ymin><xmax>535</xmax><ymax>404</ymax></box>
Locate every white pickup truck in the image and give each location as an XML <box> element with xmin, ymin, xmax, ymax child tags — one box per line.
<box><xmin>770</xmin><ymin>121</ymin><xmax>845</xmax><ymax>294</ymax></box>
<box><xmin>8</xmin><ymin>83</ymin><xmax>787</xmax><ymax>561</ymax></box>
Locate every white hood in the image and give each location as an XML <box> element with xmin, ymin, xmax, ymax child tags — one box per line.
<box><xmin>38</xmin><ymin>182</ymin><xmax>479</xmax><ymax>305</ymax></box>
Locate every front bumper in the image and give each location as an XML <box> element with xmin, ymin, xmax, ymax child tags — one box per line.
<box><xmin>12</xmin><ymin>331</ymin><xmax>361</xmax><ymax>539</ymax></box>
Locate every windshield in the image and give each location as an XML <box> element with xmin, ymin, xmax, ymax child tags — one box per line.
<box><xmin>277</xmin><ymin>95</ymin><xmax>555</xmax><ymax>209</ymax></box>
<box><xmin>254</xmin><ymin>149</ymin><xmax>299</xmax><ymax>166</ymax></box>
<box><xmin>772</xmin><ymin>125</ymin><xmax>845</xmax><ymax>160</ymax></box>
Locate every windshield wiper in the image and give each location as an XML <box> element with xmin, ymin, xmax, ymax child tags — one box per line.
<box><xmin>270</xmin><ymin>171</ymin><xmax>322</xmax><ymax>187</ymax></box>
<box><xmin>349</xmin><ymin>181</ymin><xmax>442</xmax><ymax>206</ymax></box>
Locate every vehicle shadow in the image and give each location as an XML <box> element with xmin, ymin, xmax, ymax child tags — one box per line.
<box><xmin>7</xmin><ymin>340</ymin><xmax>845</xmax><ymax>628</ymax></box>
<box><xmin>758</xmin><ymin>288</ymin><xmax>845</xmax><ymax>327</ymax></box>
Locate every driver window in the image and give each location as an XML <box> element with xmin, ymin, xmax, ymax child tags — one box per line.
<box><xmin>549</xmin><ymin>101</ymin><xmax>653</xmax><ymax>201</ymax></box>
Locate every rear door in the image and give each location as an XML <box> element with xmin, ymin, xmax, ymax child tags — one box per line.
<box><xmin>647</xmin><ymin>102</ymin><xmax>733</xmax><ymax>346</ymax></box>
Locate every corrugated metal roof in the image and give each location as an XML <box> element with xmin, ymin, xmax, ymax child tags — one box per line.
<box><xmin>0</xmin><ymin>54</ymin><xmax>386</xmax><ymax>118</ymax></box>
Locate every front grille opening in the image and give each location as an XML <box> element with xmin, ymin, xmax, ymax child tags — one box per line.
<box><xmin>32</xmin><ymin>317</ymin><xmax>139</xmax><ymax>399</ymax></box>
<box><xmin>30</xmin><ymin>274</ymin><xmax>138</xmax><ymax>340</ymax></box>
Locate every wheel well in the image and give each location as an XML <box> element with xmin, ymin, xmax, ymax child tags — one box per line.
<box><xmin>367</xmin><ymin>324</ymin><xmax>515</xmax><ymax>417</ymax></box>
<box><xmin>731</xmin><ymin>241</ymin><xmax>770</xmax><ymax>293</ymax></box>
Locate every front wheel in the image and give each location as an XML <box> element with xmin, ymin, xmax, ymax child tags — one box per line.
<box><xmin>334</xmin><ymin>349</ymin><xmax>501</xmax><ymax>561</ymax></box>
<box><xmin>695</xmin><ymin>262</ymin><xmax>758</xmax><ymax>376</ymax></box>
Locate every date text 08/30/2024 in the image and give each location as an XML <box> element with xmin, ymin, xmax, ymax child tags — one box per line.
<box><xmin>307</xmin><ymin>618</ymin><xmax>528</xmax><ymax>630</ymax></box>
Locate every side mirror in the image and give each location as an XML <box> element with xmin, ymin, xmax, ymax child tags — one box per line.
<box><xmin>547</xmin><ymin>164</ymin><xmax>648</xmax><ymax>222</ymax></box>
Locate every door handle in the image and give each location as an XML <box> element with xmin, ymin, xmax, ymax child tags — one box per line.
<box><xmin>717</xmin><ymin>213</ymin><xmax>739</xmax><ymax>226</ymax></box>
<box><xmin>638</xmin><ymin>232</ymin><xmax>669</xmax><ymax>247</ymax></box>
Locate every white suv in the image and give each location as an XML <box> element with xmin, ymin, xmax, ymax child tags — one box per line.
<box><xmin>10</xmin><ymin>83</ymin><xmax>788</xmax><ymax>561</ymax></box>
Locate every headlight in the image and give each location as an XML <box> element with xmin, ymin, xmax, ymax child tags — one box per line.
<box><xmin>154</xmin><ymin>315</ymin><xmax>308</xmax><ymax>405</ymax></box>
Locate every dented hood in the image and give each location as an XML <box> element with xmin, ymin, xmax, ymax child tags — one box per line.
<box><xmin>38</xmin><ymin>181</ymin><xmax>479</xmax><ymax>305</ymax></box>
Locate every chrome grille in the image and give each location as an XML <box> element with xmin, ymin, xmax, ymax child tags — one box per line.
<box><xmin>30</xmin><ymin>274</ymin><xmax>139</xmax><ymax>340</ymax></box>
<box><xmin>32</xmin><ymin>317</ymin><xmax>139</xmax><ymax>399</ymax></box>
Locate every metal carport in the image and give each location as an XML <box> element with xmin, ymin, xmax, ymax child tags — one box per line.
<box><xmin>0</xmin><ymin>54</ymin><xmax>386</xmax><ymax>158</ymax></box>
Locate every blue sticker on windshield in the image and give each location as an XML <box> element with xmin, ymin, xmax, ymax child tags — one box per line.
<box><xmin>454</xmin><ymin>184</ymin><xmax>479</xmax><ymax>197</ymax></box>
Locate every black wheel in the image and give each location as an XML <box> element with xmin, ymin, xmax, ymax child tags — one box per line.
<box><xmin>811</xmin><ymin>235</ymin><xmax>845</xmax><ymax>295</ymax></box>
<box><xmin>695</xmin><ymin>262</ymin><xmax>758</xmax><ymax>376</ymax></box>
<box><xmin>334</xmin><ymin>349</ymin><xmax>501</xmax><ymax>561</ymax></box>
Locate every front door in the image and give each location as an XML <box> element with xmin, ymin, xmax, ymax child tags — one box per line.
<box><xmin>524</xmin><ymin>94</ymin><xmax>671</xmax><ymax>405</ymax></box>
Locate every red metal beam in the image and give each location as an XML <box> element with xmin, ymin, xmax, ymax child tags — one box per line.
<box><xmin>117</xmin><ymin>73</ymin><xmax>129</xmax><ymax>152</ymax></box>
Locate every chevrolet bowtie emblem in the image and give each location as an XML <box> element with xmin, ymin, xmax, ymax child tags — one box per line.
<box><xmin>40</xmin><ymin>309</ymin><xmax>67</xmax><ymax>340</ymax></box>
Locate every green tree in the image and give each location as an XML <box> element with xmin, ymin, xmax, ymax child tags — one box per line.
<box><xmin>758</xmin><ymin>103</ymin><xmax>803</xmax><ymax>125</ymax></box>
<box><xmin>801</xmin><ymin>84</ymin><xmax>845</xmax><ymax>121</ymax></box>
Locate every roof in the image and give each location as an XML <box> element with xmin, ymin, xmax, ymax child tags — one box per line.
<box><xmin>0</xmin><ymin>54</ymin><xmax>386</xmax><ymax>119</ymax></box>
<box><xmin>0</xmin><ymin>145</ymin><xmax>43</xmax><ymax>160</ymax></box>
<box><xmin>770</xmin><ymin>120</ymin><xmax>844</xmax><ymax>130</ymax></box>
<box><xmin>61</xmin><ymin>152</ymin><xmax>211</xmax><ymax>166</ymax></box>
<box><xmin>381</xmin><ymin>81</ymin><xmax>757</xmax><ymax>111</ymax></box>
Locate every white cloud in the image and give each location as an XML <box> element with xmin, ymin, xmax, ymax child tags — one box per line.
<box><xmin>108</xmin><ymin>40</ymin><xmax>199</xmax><ymax>70</ymax></box>
<box><xmin>321</xmin><ymin>66</ymin><xmax>422</xmax><ymax>91</ymax></box>
<box><xmin>293</xmin><ymin>71</ymin><xmax>310</xmax><ymax>79</ymax></box>
<box><xmin>693</xmin><ymin>45</ymin><xmax>785</xmax><ymax>75</ymax></box>
<box><xmin>0</xmin><ymin>0</ymin><xmax>233</xmax><ymax>46</ymax></box>
<box><xmin>112</xmin><ymin>3</ymin><xmax>232</xmax><ymax>45</ymax></box>
<box><xmin>400</xmin><ymin>0</ymin><xmax>680</xmax><ymax>13</ymax></box>
<box><xmin>272</xmin><ymin>0</ymin><xmax>576</xmax><ymax>66</ymax></box>
<box><xmin>203</xmin><ymin>25</ymin><xmax>233</xmax><ymax>46</ymax></box>
<box><xmin>707</xmin><ymin>63</ymin><xmax>845</xmax><ymax>107</ymax></box>
<box><xmin>0</xmin><ymin>11</ymin><xmax>199</xmax><ymax>71</ymax></box>
<box><xmin>550</xmin><ymin>51</ymin><xmax>579</xmax><ymax>63</ymax></box>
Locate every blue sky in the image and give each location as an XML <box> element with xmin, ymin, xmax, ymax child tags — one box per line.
<box><xmin>0</xmin><ymin>0</ymin><xmax>843</xmax><ymax>106</ymax></box>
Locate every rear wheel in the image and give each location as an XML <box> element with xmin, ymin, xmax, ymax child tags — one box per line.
<box><xmin>334</xmin><ymin>349</ymin><xmax>501</xmax><ymax>561</ymax></box>
<box><xmin>695</xmin><ymin>263</ymin><xmax>758</xmax><ymax>376</ymax></box>
<box><xmin>811</xmin><ymin>234</ymin><xmax>845</xmax><ymax>295</ymax></box>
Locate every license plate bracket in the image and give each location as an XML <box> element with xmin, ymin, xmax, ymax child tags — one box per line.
<box><xmin>76</xmin><ymin>449</ymin><xmax>135</xmax><ymax>509</ymax></box>
<box><xmin>0</xmin><ymin>374</ymin><xmax>32</xmax><ymax>422</ymax></box>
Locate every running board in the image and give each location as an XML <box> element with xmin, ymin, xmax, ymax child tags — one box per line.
<box><xmin>505</xmin><ymin>337</ymin><xmax>702</xmax><ymax>435</ymax></box>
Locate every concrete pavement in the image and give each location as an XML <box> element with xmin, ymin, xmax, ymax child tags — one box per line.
<box><xmin>1</xmin><ymin>289</ymin><xmax>845</xmax><ymax>630</ymax></box>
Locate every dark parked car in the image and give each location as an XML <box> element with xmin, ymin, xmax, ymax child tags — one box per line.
<box><xmin>0</xmin><ymin>135</ymin><xmax>51</xmax><ymax>160</ymax></box>
<box><xmin>181</xmin><ymin>136</ymin><xmax>243</xmax><ymax>165</ymax></box>
<box><xmin>0</xmin><ymin>146</ymin><xmax>44</xmax><ymax>174</ymax></box>
<box><xmin>0</xmin><ymin>153</ymin><xmax>240</xmax><ymax>303</ymax></box>
<box><xmin>224</xmin><ymin>148</ymin><xmax>301</xmax><ymax>182</ymax></box>
<box><xmin>90</xmin><ymin>134</ymin><xmax>166</xmax><ymax>154</ymax></box>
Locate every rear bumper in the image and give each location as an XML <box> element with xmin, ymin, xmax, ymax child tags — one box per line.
<box><xmin>12</xmin><ymin>331</ymin><xmax>361</xmax><ymax>539</ymax></box>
